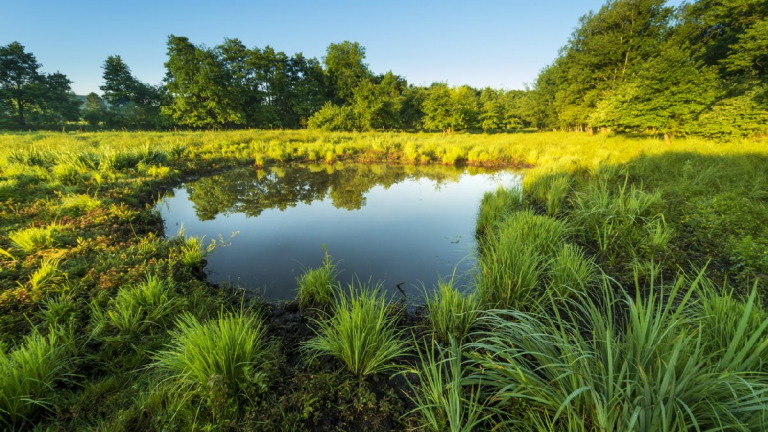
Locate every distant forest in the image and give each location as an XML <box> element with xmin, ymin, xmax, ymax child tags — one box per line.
<box><xmin>1</xmin><ymin>0</ymin><xmax>766</xmax><ymax>139</ymax></box>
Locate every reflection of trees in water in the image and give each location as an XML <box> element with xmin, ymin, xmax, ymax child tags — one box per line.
<box><xmin>184</xmin><ymin>164</ymin><xmax>492</xmax><ymax>221</ymax></box>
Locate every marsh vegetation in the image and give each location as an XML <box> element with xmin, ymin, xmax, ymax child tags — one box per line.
<box><xmin>0</xmin><ymin>129</ymin><xmax>766</xmax><ymax>431</ymax></box>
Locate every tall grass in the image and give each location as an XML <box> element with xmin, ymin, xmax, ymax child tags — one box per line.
<box><xmin>0</xmin><ymin>328</ymin><xmax>74</xmax><ymax>428</ymax></box>
<box><xmin>570</xmin><ymin>179</ymin><xmax>662</xmax><ymax>261</ymax></box>
<box><xmin>691</xmin><ymin>278</ymin><xmax>768</xmax><ymax>373</ymax></box>
<box><xmin>475</xmin><ymin>186</ymin><xmax>522</xmax><ymax>238</ymax></box>
<box><xmin>27</xmin><ymin>257</ymin><xmax>63</xmax><ymax>291</ymax></box>
<box><xmin>425</xmin><ymin>278</ymin><xmax>479</xmax><ymax>343</ymax></box>
<box><xmin>296</xmin><ymin>247</ymin><xmax>340</xmax><ymax>311</ymax></box>
<box><xmin>174</xmin><ymin>228</ymin><xmax>216</xmax><ymax>269</ymax></box>
<box><xmin>153</xmin><ymin>310</ymin><xmax>269</xmax><ymax>416</ymax></box>
<box><xmin>476</xmin><ymin>209</ymin><xmax>567</xmax><ymax>309</ymax></box>
<box><xmin>405</xmin><ymin>338</ymin><xmax>486</xmax><ymax>432</ymax></box>
<box><xmin>91</xmin><ymin>275</ymin><xmax>182</xmax><ymax>343</ymax></box>
<box><xmin>303</xmin><ymin>280</ymin><xmax>407</xmax><ymax>378</ymax></box>
<box><xmin>525</xmin><ymin>172</ymin><xmax>573</xmax><ymax>215</ymax></box>
<box><xmin>548</xmin><ymin>243</ymin><xmax>597</xmax><ymax>298</ymax></box>
<box><xmin>8</xmin><ymin>223</ymin><xmax>62</xmax><ymax>254</ymax></box>
<box><xmin>468</xmin><ymin>272</ymin><xmax>768</xmax><ymax>431</ymax></box>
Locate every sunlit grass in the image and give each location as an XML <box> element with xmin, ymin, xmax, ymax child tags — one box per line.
<box><xmin>8</xmin><ymin>223</ymin><xmax>63</xmax><ymax>254</ymax></box>
<box><xmin>303</xmin><ymin>279</ymin><xmax>407</xmax><ymax>378</ymax></box>
<box><xmin>153</xmin><ymin>310</ymin><xmax>269</xmax><ymax>416</ymax></box>
<box><xmin>476</xmin><ymin>209</ymin><xmax>568</xmax><ymax>309</ymax></box>
<box><xmin>296</xmin><ymin>247</ymin><xmax>340</xmax><ymax>311</ymax></box>
<box><xmin>27</xmin><ymin>256</ymin><xmax>63</xmax><ymax>291</ymax></box>
<box><xmin>425</xmin><ymin>278</ymin><xmax>479</xmax><ymax>343</ymax></box>
<box><xmin>475</xmin><ymin>186</ymin><xmax>522</xmax><ymax>238</ymax></box>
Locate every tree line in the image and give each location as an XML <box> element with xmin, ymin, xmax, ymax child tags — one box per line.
<box><xmin>1</xmin><ymin>0</ymin><xmax>766</xmax><ymax>138</ymax></box>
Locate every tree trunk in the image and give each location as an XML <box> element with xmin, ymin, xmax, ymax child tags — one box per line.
<box><xmin>17</xmin><ymin>99</ymin><xmax>25</xmax><ymax>127</ymax></box>
<box><xmin>664</xmin><ymin>132</ymin><xmax>671</xmax><ymax>144</ymax></box>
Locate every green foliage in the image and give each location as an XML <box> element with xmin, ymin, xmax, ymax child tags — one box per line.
<box><xmin>304</xmin><ymin>280</ymin><xmax>407</xmax><ymax>378</ymax></box>
<box><xmin>91</xmin><ymin>275</ymin><xmax>182</xmax><ymax>344</ymax></box>
<box><xmin>591</xmin><ymin>43</ymin><xmax>722</xmax><ymax>135</ymax></box>
<box><xmin>297</xmin><ymin>247</ymin><xmax>340</xmax><ymax>311</ymax></box>
<box><xmin>405</xmin><ymin>338</ymin><xmax>486</xmax><ymax>432</ymax></box>
<box><xmin>0</xmin><ymin>328</ymin><xmax>74</xmax><ymax>428</ymax></box>
<box><xmin>476</xmin><ymin>209</ymin><xmax>568</xmax><ymax>309</ymax></box>
<box><xmin>421</xmin><ymin>84</ymin><xmax>479</xmax><ymax>132</ymax></box>
<box><xmin>153</xmin><ymin>310</ymin><xmax>270</xmax><ymax>417</ymax></box>
<box><xmin>163</xmin><ymin>36</ymin><xmax>246</xmax><ymax>129</ymax></box>
<box><xmin>307</xmin><ymin>102</ymin><xmax>358</xmax><ymax>131</ymax></box>
<box><xmin>425</xmin><ymin>278</ymin><xmax>479</xmax><ymax>343</ymax></box>
<box><xmin>8</xmin><ymin>223</ymin><xmax>62</xmax><ymax>254</ymax></box>
<box><xmin>350</xmin><ymin>73</ymin><xmax>406</xmax><ymax>131</ymax></box>
<box><xmin>548</xmin><ymin>243</ymin><xmax>597</xmax><ymax>298</ymax></box>
<box><xmin>0</xmin><ymin>41</ymin><xmax>81</xmax><ymax>129</ymax></box>
<box><xmin>82</xmin><ymin>92</ymin><xmax>108</xmax><ymax>127</ymax></box>
<box><xmin>324</xmin><ymin>41</ymin><xmax>371</xmax><ymax>104</ymax></box>
<box><xmin>475</xmin><ymin>186</ymin><xmax>522</xmax><ymax>238</ymax></box>
<box><xmin>469</xmin><ymin>273</ymin><xmax>768</xmax><ymax>430</ymax></box>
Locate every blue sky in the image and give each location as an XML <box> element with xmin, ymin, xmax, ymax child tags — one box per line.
<box><xmin>2</xmin><ymin>0</ymin><xmax>684</xmax><ymax>95</ymax></box>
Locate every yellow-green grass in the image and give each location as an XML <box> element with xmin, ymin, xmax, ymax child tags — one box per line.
<box><xmin>0</xmin><ymin>129</ymin><xmax>766</xmax><ymax>431</ymax></box>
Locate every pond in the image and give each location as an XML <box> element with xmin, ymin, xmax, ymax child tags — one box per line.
<box><xmin>157</xmin><ymin>164</ymin><xmax>521</xmax><ymax>302</ymax></box>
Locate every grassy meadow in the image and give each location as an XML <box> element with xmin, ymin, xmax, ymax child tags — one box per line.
<box><xmin>0</xmin><ymin>129</ymin><xmax>767</xmax><ymax>431</ymax></box>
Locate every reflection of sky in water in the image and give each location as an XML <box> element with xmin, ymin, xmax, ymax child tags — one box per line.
<box><xmin>157</xmin><ymin>165</ymin><xmax>522</xmax><ymax>301</ymax></box>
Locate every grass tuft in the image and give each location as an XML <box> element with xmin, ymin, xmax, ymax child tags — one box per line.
<box><xmin>548</xmin><ymin>243</ymin><xmax>597</xmax><ymax>298</ymax></box>
<box><xmin>405</xmin><ymin>338</ymin><xmax>486</xmax><ymax>432</ymax></box>
<box><xmin>8</xmin><ymin>223</ymin><xmax>63</xmax><ymax>254</ymax></box>
<box><xmin>304</xmin><ymin>279</ymin><xmax>407</xmax><ymax>378</ymax></box>
<box><xmin>0</xmin><ymin>328</ymin><xmax>74</xmax><ymax>428</ymax></box>
<box><xmin>425</xmin><ymin>278</ymin><xmax>479</xmax><ymax>343</ymax></box>
<box><xmin>297</xmin><ymin>246</ymin><xmax>340</xmax><ymax>311</ymax></box>
<box><xmin>475</xmin><ymin>186</ymin><xmax>522</xmax><ymax>238</ymax></box>
<box><xmin>153</xmin><ymin>310</ymin><xmax>270</xmax><ymax>416</ymax></box>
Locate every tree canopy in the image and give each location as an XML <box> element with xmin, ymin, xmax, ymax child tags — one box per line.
<box><xmin>0</xmin><ymin>0</ymin><xmax>766</xmax><ymax>137</ymax></box>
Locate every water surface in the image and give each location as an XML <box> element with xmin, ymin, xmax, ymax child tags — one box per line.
<box><xmin>157</xmin><ymin>164</ymin><xmax>521</xmax><ymax>301</ymax></box>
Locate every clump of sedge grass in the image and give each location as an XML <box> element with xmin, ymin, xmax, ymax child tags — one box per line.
<box><xmin>27</xmin><ymin>256</ymin><xmax>64</xmax><ymax>291</ymax></box>
<box><xmin>8</xmin><ymin>223</ymin><xmax>63</xmax><ymax>254</ymax></box>
<box><xmin>174</xmin><ymin>227</ymin><xmax>216</xmax><ymax>269</ymax></box>
<box><xmin>524</xmin><ymin>172</ymin><xmax>573</xmax><ymax>215</ymax></box>
<box><xmin>153</xmin><ymin>310</ymin><xmax>270</xmax><ymax>416</ymax></box>
<box><xmin>545</xmin><ymin>174</ymin><xmax>573</xmax><ymax>215</ymax></box>
<box><xmin>92</xmin><ymin>275</ymin><xmax>182</xmax><ymax>343</ymax></box>
<box><xmin>425</xmin><ymin>278</ymin><xmax>479</xmax><ymax>343</ymax></box>
<box><xmin>690</xmin><ymin>277</ymin><xmax>768</xmax><ymax>373</ymax></box>
<box><xmin>493</xmin><ymin>209</ymin><xmax>568</xmax><ymax>254</ymax></box>
<box><xmin>297</xmin><ymin>246</ymin><xmax>340</xmax><ymax>311</ymax></box>
<box><xmin>548</xmin><ymin>243</ymin><xmax>597</xmax><ymax>298</ymax></box>
<box><xmin>476</xmin><ymin>210</ymin><xmax>567</xmax><ymax>309</ymax></box>
<box><xmin>475</xmin><ymin>186</ymin><xmax>522</xmax><ymax>238</ymax></box>
<box><xmin>468</xmin><ymin>271</ymin><xmax>768</xmax><ymax>430</ymax></box>
<box><xmin>0</xmin><ymin>328</ymin><xmax>74</xmax><ymax>428</ymax></box>
<box><xmin>406</xmin><ymin>338</ymin><xmax>486</xmax><ymax>432</ymax></box>
<box><xmin>303</xmin><ymin>279</ymin><xmax>407</xmax><ymax>378</ymax></box>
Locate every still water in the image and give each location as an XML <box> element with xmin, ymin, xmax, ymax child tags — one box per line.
<box><xmin>157</xmin><ymin>164</ymin><xmax>521</xmax><ymax>301</ymax></box>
